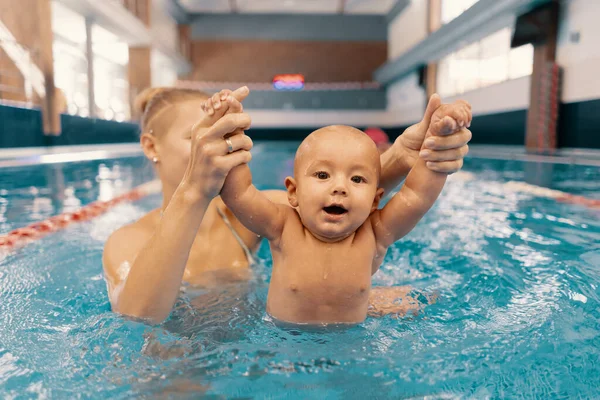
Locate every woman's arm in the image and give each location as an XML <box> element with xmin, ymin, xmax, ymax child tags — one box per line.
<box><xmin>374</xmin><ymin>99</ymin><xmax>472</xmax><ymax>248</ymax></box>
<box><xmin>378</xmin><ymin>95</ymin><xmax>472</xmax><ymax>195</ymax></box>
<box><xmin>103</xmin><ymin>187</ymin><xmax>211</xmax><ymax>324</ymax></box>
<box><xmin>102</xmin><ymin>110</ymin><xmax>253</xmax><ymax>324</ymax></box>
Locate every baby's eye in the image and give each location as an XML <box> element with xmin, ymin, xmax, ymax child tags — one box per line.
<box><xmin>351</xmin><ymin>176</ymin><xmax>366</xmax><ymax>184</ymax></box>
<box><xmin>315</xmin><ymin>171</ymin><xmax>329</xmax><ymax>180</ymax></box>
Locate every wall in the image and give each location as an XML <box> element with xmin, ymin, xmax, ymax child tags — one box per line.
<box><xmin>151</xmin><ymin>0</ymin><xmax>178</xmax><ymax>51</ymax></box>
<box><xmin>556</xmin><ymin>0</ymin><xmax>600</xmax><ymax>149</ymax></box>
<box><xmin>383</xmin><ymin>1</ymin><xmax>532</xmax><ymax>145</ymax></box>
<box><xmin>556</xmin><ymin>0</ymin><xmax>600</xmax><ymax>103</ymax></box>
<box><xmin>0</xmin><ymin>0</ymin><xmax>46</xmax><ymax>103</ymax></box>
<box><xmin>151</xmin><ymin>49</ymin><xmax>178</xmax><ymax>87</ymax></box>
<box><xmin>147</xmin><ymin>0</ymin><xmax>180</xmax><ymax>87</ymax></box>
<box><xmin>0</xmin><ymin>48</ymin><xmax>26</xmax><ymax>102</ymax></box>
<box><xmin>385</xmin><ymin>1</ymin><xmax>428</xmax><ymax>125</ymax></box>
<box><xmin>187</xmin><ymin>13</ymin><xmax>387</xmax><ymax>83</ymax></box>
<box><xmin>182</xmin><ymin>12</ymin><xmax>389</xmax><ymax>126</ymax></box>
<box><xmin>387</xmin><ymin>0</ymin><xmax>428</xmax><ymax>60</ymax></box>
<box><xmin>444</xmin><ymin>76</ymin><xmax>531</xmax><ymax>116</ymax></box>
<box><xmin>190</xmin><ymin>40</ymin><xmax>387</xmax><ymax>83</ymax></box>
<box><xmin>386</xmin><ymin>72</ymin><xmax>426</xmax><ymax>126</ymax></box>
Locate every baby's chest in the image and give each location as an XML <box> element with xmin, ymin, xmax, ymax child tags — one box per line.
<box><xmin>273</xmin><ymin>241</ymin><xmax>375</xmax><ymax>299</ymax></box>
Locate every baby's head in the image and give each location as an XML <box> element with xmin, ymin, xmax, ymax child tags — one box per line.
<box><xmin>285</xmin><ymin>125</ymin><xmax>384</xmax><ymax>242</ymax></box>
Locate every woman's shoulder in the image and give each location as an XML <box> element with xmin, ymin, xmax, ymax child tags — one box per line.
<box><xmin>103</xmin><ymin>210</ymin><xmax>159</xmax><ymax>269</ymax></box>
<box><xmin>108</xmin><ymin>209</ymin><xmax>159</xmax><ymax>241</ymax></box>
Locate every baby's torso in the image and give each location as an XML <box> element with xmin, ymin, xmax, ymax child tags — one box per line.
<box><xmin>267</xmin><ymin>215</ymin><xmax>381</xmax><ymax>325</ymax></box>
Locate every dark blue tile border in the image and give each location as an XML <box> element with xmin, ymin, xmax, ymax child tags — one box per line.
<box><xmin>558</xmin><ymin>98</ymin><xmax>600</xmax><ymax>149</ymax></box>
<box><xmin>1</xmin><ymin>99</ymin><xmax>599</xmax><ymax>149</ymax></box>
<box><xmin>0</xmin><ymin>105</ymin><xmax>140</xmax><ymax>148</ymax></box>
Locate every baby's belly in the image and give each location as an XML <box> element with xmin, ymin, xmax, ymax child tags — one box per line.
<box><xmin>266</xmin><ymin>281</ymin><xmax>370</xmax><ymax>325</ymax></box>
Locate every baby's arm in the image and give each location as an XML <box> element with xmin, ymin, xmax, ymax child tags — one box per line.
<box><xmin>372</xmin><ymin>100</ymin><xmax>472</xmax><ymax>248</ymax></box>
<box><xmin>201</xmin><ymin>91</ymin><xmax>287</xmax><ymax>241</ymax></box>
<box><xmin>221</xmin><ymin>162</ymin><xmax>287</xmax><ymax>241</ymax></box>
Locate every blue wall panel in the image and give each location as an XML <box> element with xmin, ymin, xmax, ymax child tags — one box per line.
<box><xmin>190</xmin><ymin>14</ymin><xmax>387</xmax><ymax>42</ymax></box>
<box><xmin>242</xmin><ymin>90</ymin><xmax>386</xmax><ymax>110</ymax></box>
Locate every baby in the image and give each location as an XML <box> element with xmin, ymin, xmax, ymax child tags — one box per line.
<box><xmin>206</xmin><ymin>93</ymin><xmax>472</xmax><ymax>325</ymax></box>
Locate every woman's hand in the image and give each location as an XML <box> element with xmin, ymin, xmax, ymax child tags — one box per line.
<box><xmin>182</xmin><ymin>91</ymin><xmax>253</xmax><ymax>200</ymax></box>
<box><xmin>395</xmin><ymin>94</ymin><xmax>472</xmax><ymax>174</ymax></box>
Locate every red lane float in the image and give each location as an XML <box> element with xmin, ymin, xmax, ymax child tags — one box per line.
<box><xmin>504</xmin><ymin>181</ymin><xmax>600</xmax><ymax>210</ymax></box>
<box><xmin>556</xmin><ymin>193</ymin><xmax>600</xmax><ymax>209</ymax></box>
<box><xmin>0</xmin><ymin>180</ymin><xmax>161</xmax><ymax>250</ymax></box>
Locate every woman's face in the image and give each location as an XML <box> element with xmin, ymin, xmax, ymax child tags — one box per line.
<box><xmin>154</xmin><ymin>99</ymin><xmax>205</xmax><ymax>190</ymax></box>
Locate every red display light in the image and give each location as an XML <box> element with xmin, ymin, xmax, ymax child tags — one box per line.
<box><xmin>273</xmin><ymin>74</ymin><xmax>305</xmax><ymax>90</ymax></box>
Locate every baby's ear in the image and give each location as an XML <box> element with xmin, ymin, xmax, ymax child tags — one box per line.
<box><xmin>284</xmin><ymin>177</ymin><xmax>299</xmax><ymax>207</ymax></box>
<box><xmin>371</xmin><ymin>188</ymin><xmax>385</xmax><ymax>212</ymax></box>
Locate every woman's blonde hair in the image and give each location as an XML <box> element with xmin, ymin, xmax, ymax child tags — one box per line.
<box><xmin>134</xmin><ymin>87</ymin><xmax>210</xmax><ymax>135</ymax></box>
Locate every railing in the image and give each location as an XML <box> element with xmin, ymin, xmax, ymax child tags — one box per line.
<box><xmin>176</xmin><ymin>80</ymin><xmax>386</xmax><ymax>110</ymax></box>
<box><xmin>177</xmin><ymin>80</ymin><xmax>382</xmax><ymax>92</ymax></box>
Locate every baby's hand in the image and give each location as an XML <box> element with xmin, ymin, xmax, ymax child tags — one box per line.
<box><xmin>429</xmin><ymin>100</ymin><xmax>472</xmax><ymax>136</ymax></box>
<box><xmin>198</xmin><ymin>86</ymin><xmax>249</xmax><ymax>128</ymax></box>
<box><xmin>420</xmin><ymin>100</ymin><xmax>472</xmax><ymax>172</ymax></box>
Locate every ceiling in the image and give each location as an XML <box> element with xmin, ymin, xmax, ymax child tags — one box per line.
<box><xmin>176</xmin><ymin>0</ymin><xmax>398</xmax><ymax>15</ymax></box>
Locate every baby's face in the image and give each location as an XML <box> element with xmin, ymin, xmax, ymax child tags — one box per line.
<box><xmin>288</xmin><ymin>127</ymin><xmax>383</xmax><ymax>242</ymax></box>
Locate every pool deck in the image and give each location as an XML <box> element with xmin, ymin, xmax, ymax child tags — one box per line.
<box><xmin>0</xmin><ymin>143</ymin><xmax>143</xmax><ymax>168</ymax></box>
<box><xmin>467</xmin><ymin>145</ymin><xmax>600</xmax><ymax>167</ymax></box>
<box><xmin>0</xmin><ymin>143</ymin><xmax>599</xmax><ymax>168</ymax></box>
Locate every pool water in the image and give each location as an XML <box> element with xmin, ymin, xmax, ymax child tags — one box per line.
<box><xmin>1</xmin><ymin>142</ymin><xmax>599</xmax><ymax>399</ymax></box>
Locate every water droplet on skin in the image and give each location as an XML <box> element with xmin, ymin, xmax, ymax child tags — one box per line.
<box><xmin>323</xmin><ymin>263</ymin><xmax>330</xmax><ymax>280</ymax></box>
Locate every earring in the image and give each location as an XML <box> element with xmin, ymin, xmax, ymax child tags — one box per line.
<box><xmin>152</xmin><ymin>157</ymin><xmax>159</xmax><ymax>164</ymax></box>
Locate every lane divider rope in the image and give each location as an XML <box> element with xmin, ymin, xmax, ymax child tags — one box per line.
<box><xmin>2</xmin><ymin>178</ymin><xmax>596</xmax><ymax>250</ymax></box>
<box><xmin>0</xmin><ymin>180</ymin><xmax>162</xmax><ymax>250</ymax></box>
<box><xmin>504</xmin><ymin>181</ymin><xmax>600</xmax><ymax>209</ymax></box>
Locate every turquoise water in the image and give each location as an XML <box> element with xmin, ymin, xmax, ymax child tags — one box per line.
<box><xmin>1</xmin><ymin>142</ymin><xmax>599</xmax><ymax>399</ymax></box>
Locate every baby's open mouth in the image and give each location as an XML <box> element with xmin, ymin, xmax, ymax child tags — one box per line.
<box><xmin>323</xmin><ymin>205</ymin><xmax>348</xmax><ymax>215</ymax></box>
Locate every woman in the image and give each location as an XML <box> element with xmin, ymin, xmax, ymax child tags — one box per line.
<box><xmin>103</xmin><ymin>86</ymin><xmax>472</xmax><ymax>324</ymax></box>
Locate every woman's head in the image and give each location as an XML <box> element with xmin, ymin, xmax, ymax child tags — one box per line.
<box><xmin>136</xmin><ymin>87</ymin><xmax>209</xmax><ymax>190</ymax></box>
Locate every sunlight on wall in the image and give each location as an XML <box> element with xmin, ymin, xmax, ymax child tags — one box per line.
<box><xmin>0</xmin><ymin>20</ymin><xmax>45</xmax><ymax>99</ymax></box>
<box><xmin>437</xmin><ymin>28</ymin><xmax>533</xmax><ymax>98</ymax></box>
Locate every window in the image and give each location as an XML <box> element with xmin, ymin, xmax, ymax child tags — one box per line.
<box><xmin>437</xmin><ymin>28</ymin><xmax>533</xmax><ymax>97</ymax></box>
<box><xmin>92</xmin><ymin>25</ymin><xmax>130</xmax><ymax>121</ymax></box>
<box><xmin>51</xmin><ymin>1</ymin><xmax>130</xmax><ymax>120</ymax></box>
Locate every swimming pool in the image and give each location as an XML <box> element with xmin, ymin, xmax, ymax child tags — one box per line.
<box><xmin>1</xmin><ymin>142</ymin><xmax>599</xmax><ymax>398</ymax></box>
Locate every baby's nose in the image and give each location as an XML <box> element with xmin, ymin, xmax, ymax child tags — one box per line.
<box><xmin>332</xmin><ymin>185</ymin><xmax>347</xmax><ymax>196</ymax></box>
